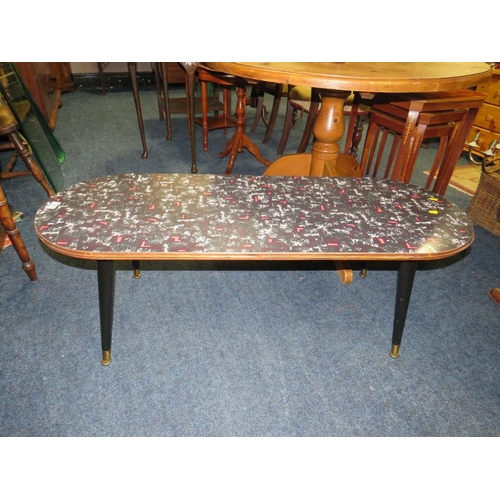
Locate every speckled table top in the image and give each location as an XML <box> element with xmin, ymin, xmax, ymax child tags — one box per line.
<box><xmin>34</xmin><ymin>173</ymin><xmax>474</xmax><ymax>261</ymax></box>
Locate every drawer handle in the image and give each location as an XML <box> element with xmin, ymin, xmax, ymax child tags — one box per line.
<box><xmin>485</xmin><ymin>114</ymin><xmax>495</xmax><ymax>125</ymax></box>
<box><xmin>494</xmin><ymin>90</ymin><xmax>500</xmax><ymax>98</ymax></box>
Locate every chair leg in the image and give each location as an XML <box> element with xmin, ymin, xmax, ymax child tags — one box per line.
<box><xmin>297</xmin><ymin>99</ymin><xmax>319</xmax><ymax>153</ymax></box>
<box><xmin>425</xmin><ymin>136</ymin><xmax>448</xmax><ymax>191</ymax></box>
<box><xmin>201</xmin><ymin>79</ymin><xmax>209</xmax><ymax>152</ymax></box>
<box><xmin>277</xmin><ymin>101</ymin><xmax>296</xmax><ymax>156</ymax></box>
<box><xmin>97</xmin><ymin>62</ymin><xmax>107</xmax><ymax>95</ymax></box>
<box><xmin>8</xmin><ymin>131</ymin><xmax>55</xmax><ymax>197</ymax></box>
<box><xmin>250</xmin><ymin>95</ymin><xmax>265</xmax><ymax>133</ymax></box>
<box><xmin>0</xmin><ymin>184</ymin><xmax>37</xmax><ymax>281</ymax></box>
<box><xmin>160</xmin><ymin>62</ymin><xmax>172</xmax><ymax>140</ymax></box>
<box><xmin>152</xmin><ymin>63</ymin><xmax>164</xmax><ymax>121</ymax></box>
<box><xmin>263</xmin><ymin>84</ymin><xmax>284</xmax><ymax>144</ymax></box>
<box><xmin>359</xmin><ymin>121</ymin><xmax>380</xmax><ymax>176</ymax></box>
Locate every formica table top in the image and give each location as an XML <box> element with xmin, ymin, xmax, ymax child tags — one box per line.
<box><xmin>34</xmin><ymin>173</ymin><xmax>474</xmax><ymax>261</ymax></box>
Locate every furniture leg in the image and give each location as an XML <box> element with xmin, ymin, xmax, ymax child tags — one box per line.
<box><xmin>97</xmin><ymin>260</ymin><xmax>115</xmax><ymax>366</ymax></box>
<box><xmin>309</xmin><ymin>89</ymin><xmax>353</xmax><ymax>176</ymax></box>
<box><xmin>160</xmin><ymin>62</ymin><xmax>173</xmax><ymax>141</ymax></box>
<box><xmin>9</xmin><ymin>131</ymin><xmax>55</xmax><ymax>197</ymax></box>
<box><xmin>127</xmin><ymin>62</ymin><xmax>148</xmax><ymax>159</ymax></box>
<box><xmin>390</xmin><ymin>261</ymin><xmax>418</xmax><ymax>358</ymax></box>
<box><xmin>182</xmin><ymin>63</ymin><xmax>199</xmax><ymax>174</ymax></box>
<box><xmin>0</xmin><ymin>184</ymin><xmax>37</xmax><ymax>281</ymax></box>
<box><xmin>97</xmin><ymin>63</ymin><xmax>107</xmax><ymax>95</ymax></box>
<box><xmin>262</xmin><ymin>84</ymin><xmax>283</xmax><ymax>144</ymax></box>
<box><xmin>219</xmin><ymin>86</ymin><xmax>271</xmax><ymax>175</ymax></box>
<box><xmin>132</xmin><ymin>260</ymin><xmax>141</xmax><ymax>279</ymax></box>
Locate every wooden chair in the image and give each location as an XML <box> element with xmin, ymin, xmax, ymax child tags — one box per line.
<box><xmin>277</xmin><ymin>86</ymin><xmax>320</xmax><ymax>155</ymax></box>
<box><xmin>0</xmin><ymin>99</ymin><xmax>55</xmax><ymax>197</ymax></box>
<box><xmin>277</xmin><ymin>88</ymin><xmax>370</xmax><ymax>157</ymax></box>
<box><xmin>359</xmin><ymin>90</ymin><xmax>486</xmax><ymax>195</ymax></box>
<box><xmin>0</xmin><ymin>183</ymin><xmax>37</xmax><ymax>281</ymax></box>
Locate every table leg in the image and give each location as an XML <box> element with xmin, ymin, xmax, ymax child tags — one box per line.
<box><xmin>219</xmin><ymin>85</ymin><xmax>271</xmax><ymax>175</ymax></box>
<box><xmin>309</xmin><ymin>89</ymin><xmax>352</xmax><ymax>176</ymax></box>
<box><xmin>127</xmin><ymin>62</ymin><xmax>148</xmax><ymax>159</ymax></box>
<box><xmin>132</xmin><ymin>260</ymin><xmax>141</xmax><ymax>279</ymax></box>
<box><xmin>390</xmin><ymin>261</ymin><xmax>418</xmax><ymax>358</ymax></box>
<box><xmin>97</xmin><ymin>260</ymin><xmax>115</xmax><ymax>366</ymax></box>
<box><xmin>181</xmin><ymin>63</ymin><xmax>200</xmax><ymax>174</ymax></box>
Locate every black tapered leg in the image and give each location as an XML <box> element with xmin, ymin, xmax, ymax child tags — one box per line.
<box><xmin>390</xmin><ymin>261</ymin><xmax>418</xmax><ymax>358</ymax></box>
<box><xmin>132</xmin><ymin>260</ymin><xmax>141</xmax><ymax>279</ymax></box>
<box><xmin>97</xmin><ymin>260</ymin><xmax>115</xmax><ymax>366</ymax></box>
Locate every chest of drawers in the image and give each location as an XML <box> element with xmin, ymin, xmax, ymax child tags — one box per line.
<box><xmin>465</xmin><ymin>68</ymin><xmax>500</xmax><ymax>160</ymax></box>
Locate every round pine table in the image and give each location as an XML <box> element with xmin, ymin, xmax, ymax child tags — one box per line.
<box><xmin>205</xmin><ymin>62</ymin><xmax>492</xmax><ymax>177</ymax></box>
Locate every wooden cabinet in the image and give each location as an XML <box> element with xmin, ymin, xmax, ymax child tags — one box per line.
<box><xmin>13</xmin><ymin>62</ymin><xmax>75</xmax><ymax>129</ymax></box>
<box><xmin>465</xmin><ymin>68</ymin><xmax>500</xmax><ymax>160</ymax></box>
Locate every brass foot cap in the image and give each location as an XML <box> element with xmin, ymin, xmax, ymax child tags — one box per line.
<box><xmin>389</xmin><ymin>345</ymin><xmax>400</xmax><ymax>358</ymax></box>
<box><xmin>101</xmin><ymin>351</ymin><xmax>112</xmax><ymax>366</ymax></box>
<box><xmin>133</xmin><ymin>269</ymin><xmax>141</xmax><ymax>279</ymax></box>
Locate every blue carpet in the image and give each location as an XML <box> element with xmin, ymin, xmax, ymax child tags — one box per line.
<box><xmin>1</xmin><ymin>86</ymin><xmax>499</xmax><ymax>438</ymax></box>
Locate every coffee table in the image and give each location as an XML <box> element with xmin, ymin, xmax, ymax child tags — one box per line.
<box><xmin>34</xmin><ymin>173</ymin><xmax>473</xmax><ymax>365</ymax></box>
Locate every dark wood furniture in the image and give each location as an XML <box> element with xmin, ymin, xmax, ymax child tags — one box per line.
<box><xmin>359</xmin><ymin>90</ymin><xmax>486</xmax><ymax>195</ymax></box>
<box><xmin>0</xmin><ymin>183</ymin><xmax>37</xmax><ymax>281</ymax></box>
<box><xmin>205</xmin><ymin>63</ymin><xmax>492</xmax><ymax>177</ymax></box>
<box><xmin>13</xmin><ymin>63</ymin><xmax>74</xmax><ymax>129</ymax></box>
<box><xmin>34</xmin><ymin>172</ymin><xmax>473</xmax><ymax>365</ymax></box>
<box><xmin>194</xmin><ymin>68</ymin><xmax>235</xmax><ymax>152</ymax></box>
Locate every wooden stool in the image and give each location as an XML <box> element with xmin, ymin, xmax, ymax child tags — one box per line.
<box><xmin>0</xmin><ymin>183</ymin><xmax>37</xmax><ymax>281</ymax></box>
<box><xmin>0</xmin><ymin>101</ymin><xmax>55</xmax><ymax>197</ymax></box>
